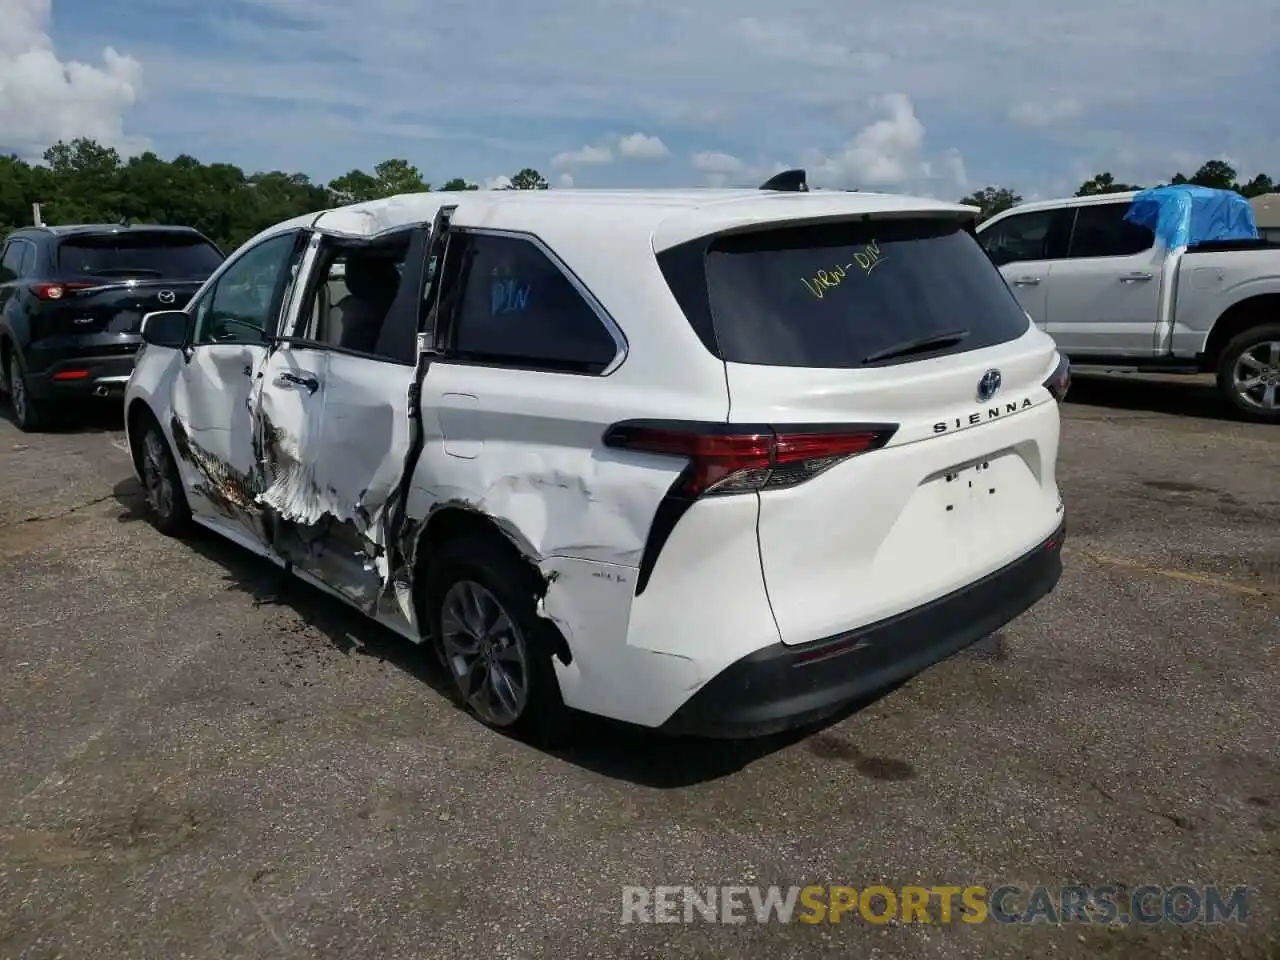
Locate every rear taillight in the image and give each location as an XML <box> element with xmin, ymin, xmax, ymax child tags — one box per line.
<box><xmin>1043</xmin><ymin>353</ymin><xmax>1070</xmax><ymax>402</ymax></box>
<box><xmin>602</xmin><ymin>421</ymin><xmax>897</xmax><ymax>497</ymax></box>
<box><xmin>29</xmin><ymin>282</ymin><xmax>96</xmax><ymax>300</ymax></box>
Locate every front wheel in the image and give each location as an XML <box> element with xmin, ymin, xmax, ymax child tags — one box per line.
<box><xmin>1217</xmin><ymin>323</ymin><xmax>1280</xmax><ymax>423</ymax></box>
<box><xmin>425</xmin><ymin>535</ymin><xmax>572</xmax><ymax>746</ymax></box>
<box><xmin>137</xmin><ymin>416</ymin><xmax>194</xmax><ymax>536</ymax></box>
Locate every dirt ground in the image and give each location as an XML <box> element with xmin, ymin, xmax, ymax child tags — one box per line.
<box><xmin>0</xmin><ymin>372</ymin><xmax>1276</xmax><ymax>959</ymax></box>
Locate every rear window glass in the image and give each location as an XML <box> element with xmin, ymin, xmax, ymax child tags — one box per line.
<box><xmin>57</xmin><ymin>233</ymin><xmax>224</xmax><ymax>279</ymax></box>
<box><xmin>668</xmin><ymin>218</ymin><xmax>1031</xmax><ymax>368</ymax></box>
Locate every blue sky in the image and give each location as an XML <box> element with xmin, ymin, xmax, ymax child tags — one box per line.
<box><xmin>6</xmin><ymin>0</ymin><xmax>1279</xmax><ymax>200</ymax></box>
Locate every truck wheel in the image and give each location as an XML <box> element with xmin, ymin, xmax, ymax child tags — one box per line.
<box><xmin>1217</xmin><ymin>323</ymin><xmax>1280</xmax><ymax>423</ymax></box>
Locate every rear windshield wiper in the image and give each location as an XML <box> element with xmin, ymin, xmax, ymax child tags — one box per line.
<box><xmin>862</xmin><ymin>329</ymin><xmax>970</xmax><ymax>364</ymax></box>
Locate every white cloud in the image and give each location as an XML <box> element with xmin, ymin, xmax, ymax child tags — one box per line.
<box><xmin>692</xmin><ymin>151</ymin><xmax>747</xmax><ymax>175</ymax></box>
<box><xmin>1008</xmin><ymin>97</ymin><xmax>1085</xmax><ymax>128</ymax></box>
<box><xmin>693</xmin><ymin>98</ymin><xmax>966</xmax><ymax>195</ymax></box>
<box><xmin>0</xmin><ymin>0</ymin><xmax>146</xmax><ymax>158</ymax></box>
<box><xmin>64</xmin><ymin>0</ymin><xmax>1280</xmax><ymax>195</ymax></box>
<box><xmin>557</xmin><ymin>172</ymin><xmax>574</xmax><ymax>188</ymax></box>
<box><xmin>941</xmin><ymin>147</ymin><xmax>968</xmax><ymax>191</ymax></box>
<box><xmin>551</xmin><ymin>143</ymin><xmax>613</xmax><ymax>168</ymax></box>
<box><xmin>617</xmin><ymin>132</ymin><xmax>669</xmax><ymax>159</ymax></box>
<box><xmin>733</xmin><ymin>16</ymin><xmax>887</xmax><ymax>71</ymax></box>
<box><xmin>807</xmin><ymin>93</ymin><xmax>928</xmax><ymax>188</ymax></box>
<box><xmin>482</xmin><ymin>174</ymin><xmax>512</xmax><ymax>190</ymax></box>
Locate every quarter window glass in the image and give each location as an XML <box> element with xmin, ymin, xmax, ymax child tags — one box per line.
<box><xmin>17</xmin><ymin>242</ymin><xmax>35</xmax><ymax>276</ymax></box>
<box><xmin>450</xmin><ymin>234</ymin><xmax>618</xmax><ymax>373</ymax></box>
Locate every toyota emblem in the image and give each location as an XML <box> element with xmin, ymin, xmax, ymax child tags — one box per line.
<box><xmin>977</xmin><ymin>369</ymin><xmax>1002</xmax><ymax>402</ymax></box>
<box><xmin>157</xmin><ymin>290</ymin><xmax>176</xmax><ymax>304</ymax></box>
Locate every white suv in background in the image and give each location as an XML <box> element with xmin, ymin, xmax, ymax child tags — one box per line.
<box><xmin>124</xmin><ymin>175</ymin><xmax>1069</xmax><ymax>744</ymax></box>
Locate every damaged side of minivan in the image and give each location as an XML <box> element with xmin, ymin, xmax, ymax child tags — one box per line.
<box><xmin>125</xmin><ymin>192</ymin><xmax>765</xmax><ymax>742</ymax></box>
<box><xmin>126</xmin><ymin>187</ymin><xmax>1066</xmax><ymax>744</ymax></box>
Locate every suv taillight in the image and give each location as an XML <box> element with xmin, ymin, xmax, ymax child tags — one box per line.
<box><xmin>1043</xmin><ymin>353</ymin><xmax>1070</xmax><ymax>402</ymax></box>
<box><xmin>29</xmin><ymin>282</ymin><xmax>96</xmax><ymax>300</ymax></box>
<box><xmin>602</xmin><ymin>421</ymin><xmax>897</xmax><ymax>496</ymax></box>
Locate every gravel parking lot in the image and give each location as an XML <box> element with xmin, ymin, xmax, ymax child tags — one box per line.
<box><xmin>1</xmin><ymin>374</ymin><xmax>1276</xmax><ymax>960</ymax></box>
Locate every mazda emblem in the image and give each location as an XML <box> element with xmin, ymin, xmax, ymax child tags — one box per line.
<box><xmin>157</xmin><ymin>290</ymin><xmax>176</xmax><ymax>304</ymax></box>
<box><xmin>977</xmin><ymin>369</ymin><xmax>1002</xmax><ymax>402</ymax></box>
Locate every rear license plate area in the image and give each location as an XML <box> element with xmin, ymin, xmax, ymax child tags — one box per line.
<box><xmin>924</xmin><ymin>449</ymin><xmax>1039</xmax><ymax>561</ymax></box>
<box><xmin>932</xmin><ymin>453</ymin><xmax>1005</xmax><ymax>515</ymax></box>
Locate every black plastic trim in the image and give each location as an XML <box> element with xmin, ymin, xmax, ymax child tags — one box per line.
<box><xmin>659</xmin><ymin>519</ymin><xmax>1066</xmax><ymax>738</ymax></box>
<box><xmin>759</xmin><ymin>169</ymin><xmax>808</xmax><ymax>192</ymax></box>
<box><xmin>634</xmin><ymin>480</ymin><xmax>696</xmax><ymax>596</ymax></box>
<box><xmin>25</xmin><ymin>353</ymin><xmax>138</xmax><ymax>399</ymax></box>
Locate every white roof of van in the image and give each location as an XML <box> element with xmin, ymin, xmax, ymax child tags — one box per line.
<box><xmin>243</xmin><ymin>188</ymin><xmax>979</xmax><ymax>254</ymax></box>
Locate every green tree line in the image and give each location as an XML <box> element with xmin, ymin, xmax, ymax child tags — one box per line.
<box><xmin>4</xmin><ymin>139</ymin><xmax>1274</xmax><ymax>250</ymax></box>
<box><xmin>960</xmin><ymin>159</ymin><xmax>1276</xmax><ymax>221</ymax></box>
<box><xmin>0</xmin><ymin>138</ymin><xmax>551</xmax><ymax>251</ymax></box>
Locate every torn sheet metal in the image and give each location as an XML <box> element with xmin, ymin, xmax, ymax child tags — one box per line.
<box><xmin>254</xmin><ymin>360</ymin><xmax>331</xmax><ymax>525</ymax></box>
<box><xmin>313</xmin><ymin>195</ymin><xmax>451</xmax><ymax>241</ymax></box>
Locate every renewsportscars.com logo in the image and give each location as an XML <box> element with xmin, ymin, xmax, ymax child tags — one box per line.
<box><xmin>621</xmin><ymin>884</ymin><xmax>1252</xmax><ymax>926</ymax></box>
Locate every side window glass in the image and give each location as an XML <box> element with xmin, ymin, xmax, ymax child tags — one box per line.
<box><xmin>1068</xmin><ymin>203</ymin><xmax>1154</xmax><ymax>258</ymax></box>
<box><xmin>16</xmin><ymin>242</ymin><xmax>35</xmax><ymax>277</ymax></box>
<box><xmin>0</xmin><ymin>242</ymin><xmax>23</xmax><ymax>282</ymax></box>
<box><xmin>298</xmin><ymin>242</ymin><xmax>409</xmax><ymax>361</ymax></box>
<box><xmin>981</xmin><ymin>212</ymin><xmax>1056</xmax><ymax>267</ymax></box>
<box><xmin>192</xmin><ymin>233</ymin><xmax>302</xmax><ymax>345</ymax></box>
<box><xmin>450</xmin><ymin>234</ymin><xmax>618</xmax><ymax>373</ymax></box>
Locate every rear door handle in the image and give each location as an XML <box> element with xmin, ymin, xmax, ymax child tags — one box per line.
<box><xmin>1011</xmin><ymin>276</ymin><xmax>1041</xmax><ymax>286</ymax></box>
<box><xmin>274</xmin><ymin>372</ymin><xmax>320</xmax><ymax>395</ymax></box>
<box><xmin>1119</xmin><ymin>272</ymin><xmax>1152</xmax><ymax>282</ymax></box>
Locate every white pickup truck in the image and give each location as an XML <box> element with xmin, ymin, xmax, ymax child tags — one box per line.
<box><xmin>977</xmin><ymin>189</ymin><xmax>1280</xmax><ymax>422</ymax></box>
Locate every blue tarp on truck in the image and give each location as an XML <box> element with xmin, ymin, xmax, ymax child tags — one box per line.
<box><xmin>1124</xmin><ymin>184</ymin><xmax>1259</xmax><ymax>249</ymax></box>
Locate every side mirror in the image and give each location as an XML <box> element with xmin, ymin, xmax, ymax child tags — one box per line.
<box><xmin>140</xmin><ymin>310</ymin><xmax>191</xmax><ymax>349</ymax></box>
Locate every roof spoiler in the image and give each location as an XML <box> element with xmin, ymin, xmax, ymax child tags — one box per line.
<box><xmin>758</xmin><ymin>169</ymin><xmax>808</xmax><ymax>192</ymax></box>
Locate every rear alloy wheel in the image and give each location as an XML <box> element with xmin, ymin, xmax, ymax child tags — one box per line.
<box><xmin>439</xmin><ymin>580</ymin><xmax>532</xmax><ymax>727</ymax></box>
<box><xmin>1218</xmin><ymin>323</ymin><xmax>1280</xmax><ymax>423</ymax></box>
<box><xmin>7</xmin><ymin>354</ymin><xmax>43</xmax><ymax>432</ymax></box>
<box><xmin>139</xmin><ymin>418</ymin><xmax>193</xmax><ymax>536</ymax></box>
<box><xmin>426</xmin><ymin>535</ymin><xmax>572</xmax><ymax>746</ymax></box>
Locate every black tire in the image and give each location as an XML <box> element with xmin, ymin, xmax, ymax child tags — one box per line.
<box><xmin>135</xmin><ymin>413</ymin><xmax>194</xmax><ymax>537</ymax></box>
<box><xmin>7</xmin><ymin>352</ymin><xmax>45</xmax><ymax>433</ymax></box>
<box><xmin>1216</xmin><ymin>322</ymin><xmax>1280</xmax><ymax>424</ymax></box>
<box><xmin>423</xmin><ymin>534</ymin><xmax>573</xmax><ymax>747</ymax></box>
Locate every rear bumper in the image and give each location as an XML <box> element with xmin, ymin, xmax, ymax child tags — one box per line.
<box><xmin>659</xmin><ymin>519</ymin><xmax>1066</xmax><ymax>738</ymax></box>
<box><xmin>25</xmin><ymin>350</ymin><xmax>138</xmax><ymax>400</ymax></box>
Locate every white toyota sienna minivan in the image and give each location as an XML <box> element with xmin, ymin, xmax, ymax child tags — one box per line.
<box><xmin>124</xmin><ymin>173</ymin><xmax>1068</xmax><ymax>744</ymax></box>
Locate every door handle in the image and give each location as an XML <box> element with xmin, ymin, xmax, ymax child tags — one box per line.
<box><xmin>274</xmin><ymin>371</ymin><xmax>320</xmax><ymax>394</ymax></box>
<box><xmin>1119</xmin><ymin>272</ymin><xmax>1152</xmax><ymax>282</ymax></box>
<box><xmin>1011</xmin><ymin>276</ymin><xmax>1041</xmax><ymax>286</ymax></box>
